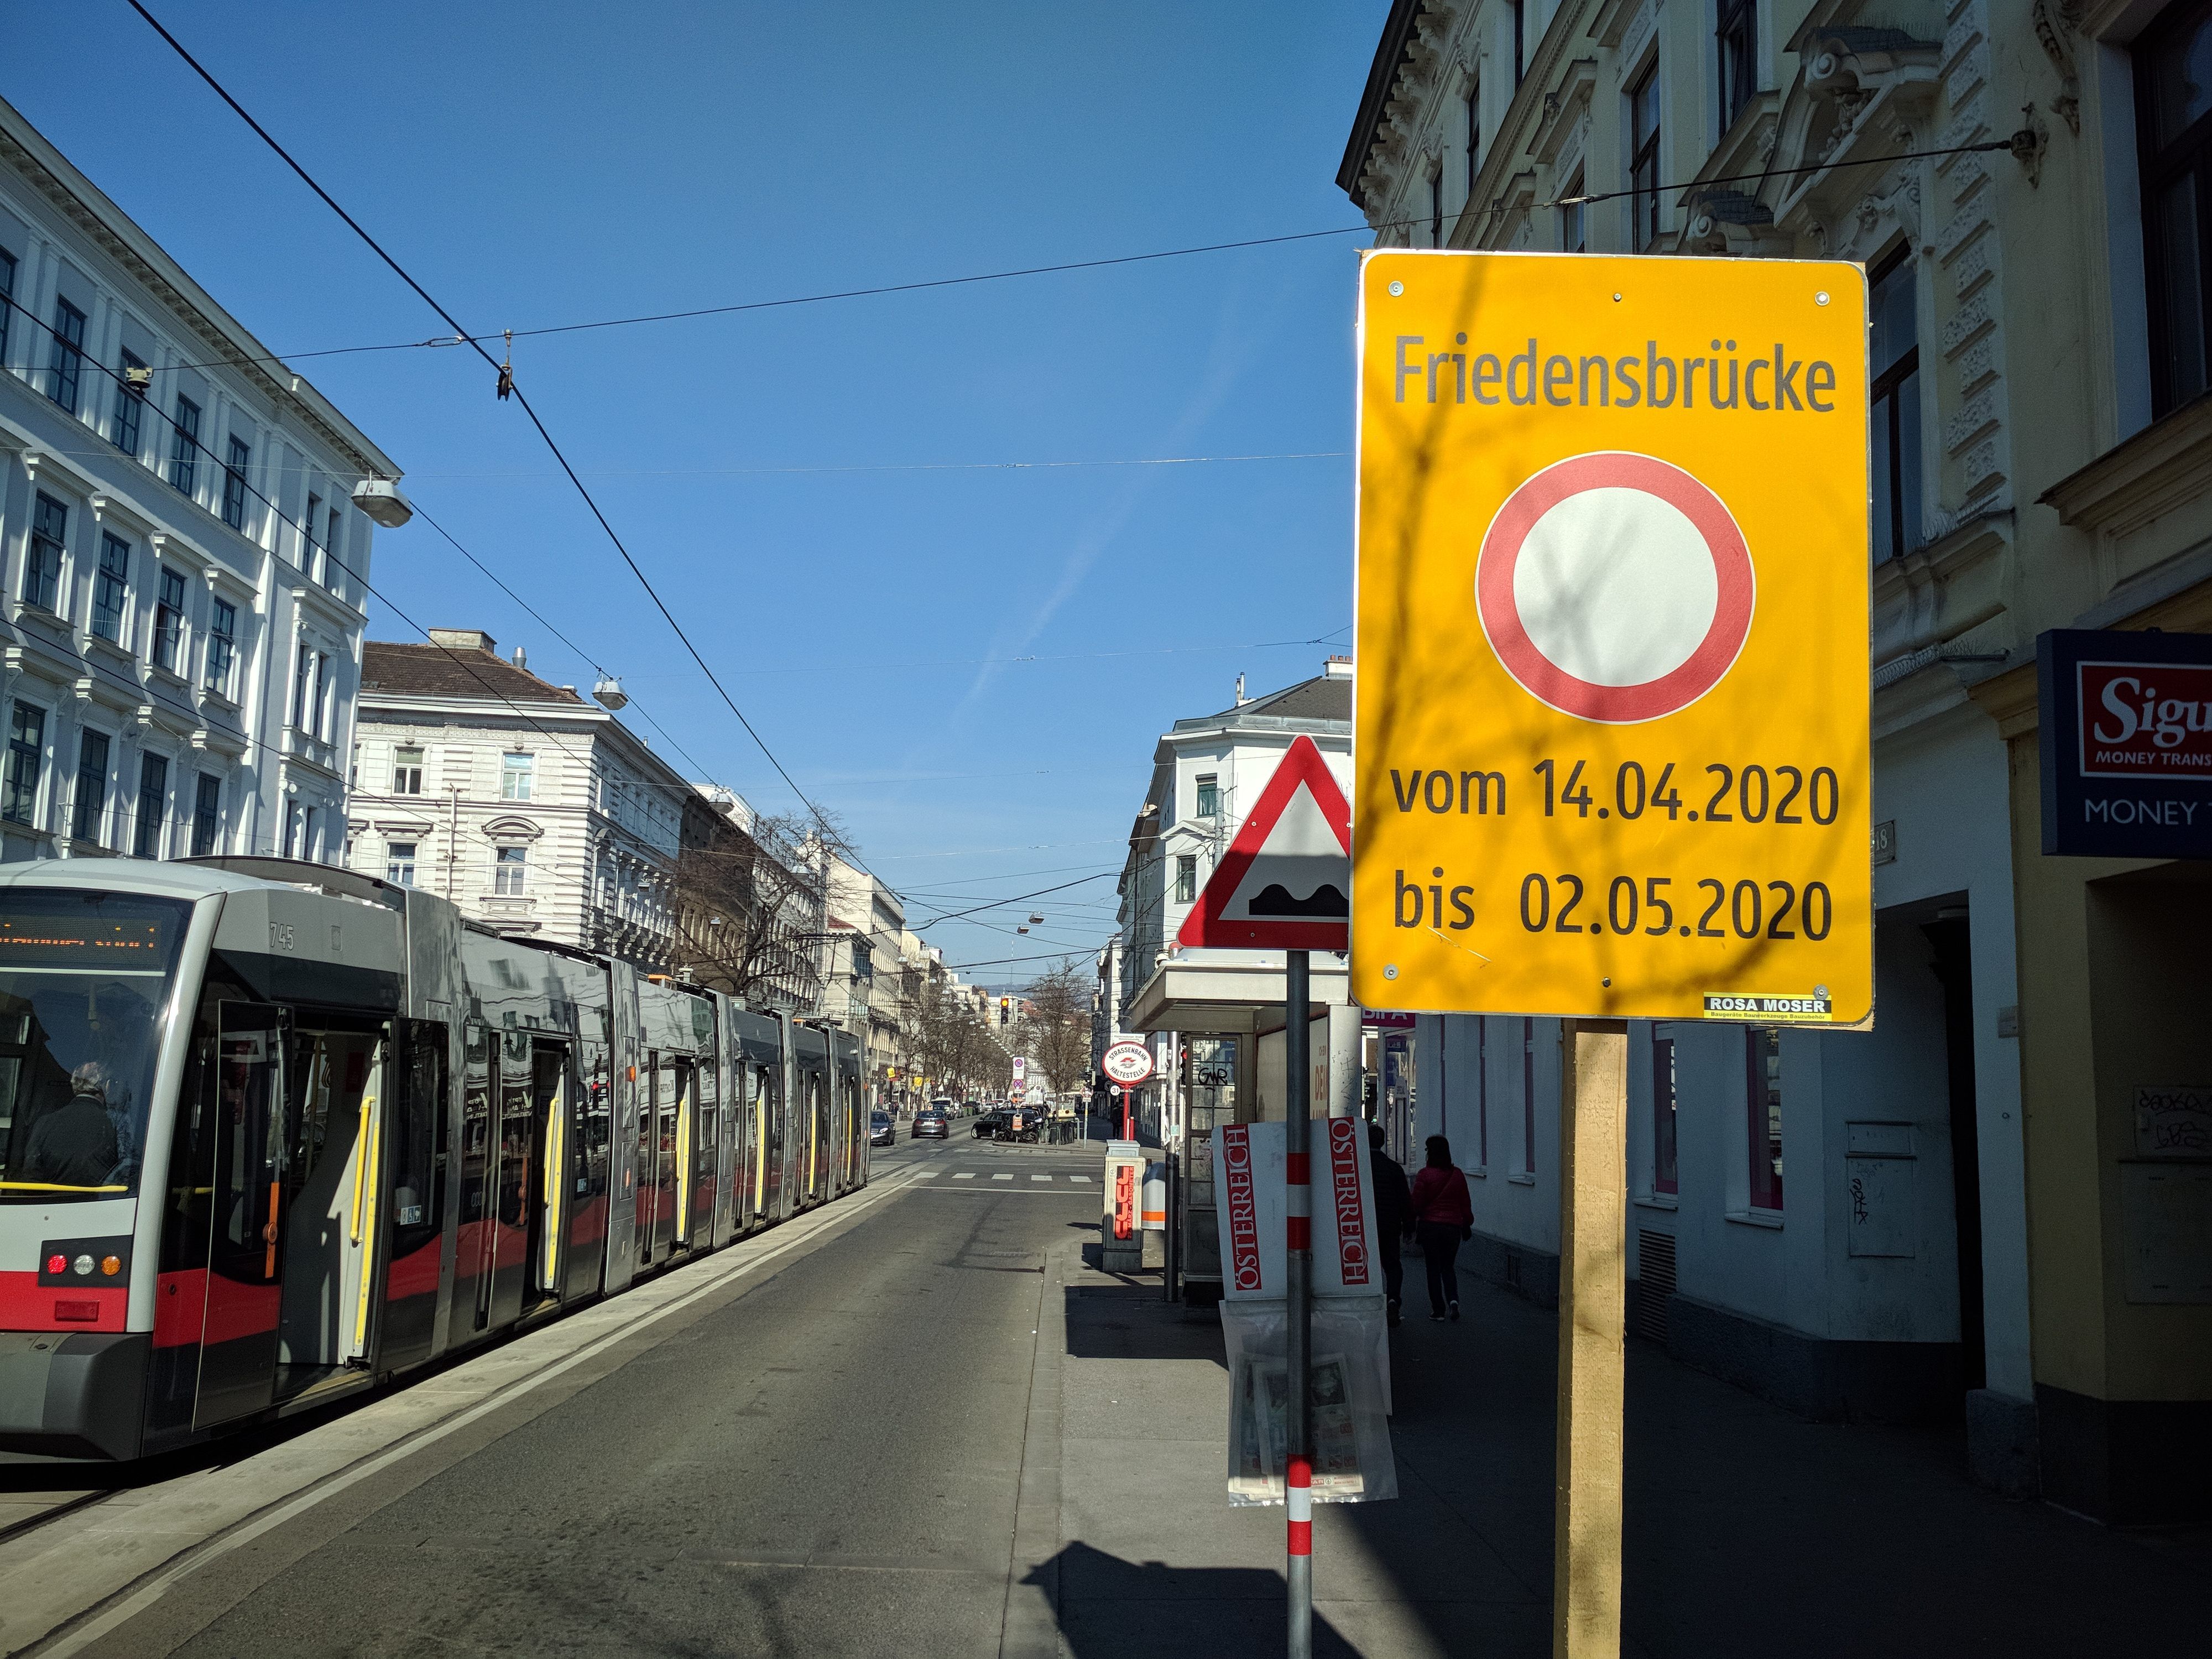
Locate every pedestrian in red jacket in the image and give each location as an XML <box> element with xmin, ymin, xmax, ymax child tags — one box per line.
<box><xmin>1408</xmin><ymin>1135</ymin><xmax>1473</xmax><ymax>1321</ymax></box>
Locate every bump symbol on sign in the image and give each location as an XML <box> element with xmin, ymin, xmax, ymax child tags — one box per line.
<box><xmin>1476</xmin><ymin>451</ymin><xmax>1755</xmax><ymax>724</ymax></box>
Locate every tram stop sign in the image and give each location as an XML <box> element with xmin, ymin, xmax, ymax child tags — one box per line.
<box><xmin>1350</xmin><ymin>250</ymin><xmax>1873</xmax><ymax>1025</ymax></box>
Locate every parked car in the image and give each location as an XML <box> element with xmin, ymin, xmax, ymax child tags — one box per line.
<box><xmin>869</xmin><ymin>1110</ymin><xmax>895</xmax><ymax>1148</ymax></box>
<box><xmin>911</xmin><ymin>1109</ymin><xmax>951</xmax><ymax>1140</ymax></box>
<box><xmin>930</xmin><ymin>1097</ymin><xmax>957</xmax><ymax>1118</ymax></box>
<box><xmin>974</xmin><ymin>1107</ymin><xmax>1009</xmax><ymax>1139</ymax></box>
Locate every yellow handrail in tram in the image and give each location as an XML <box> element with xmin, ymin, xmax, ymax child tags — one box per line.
<box><xmin>350</xmin><ymin>1044</ymin><xmax>384</xmax><ymax>1355</ymax></box>
<box><xmin>674</xmin><ymin>1074</ymin><xmax>691</xmax><ymax>1241</ymax></box>
<box><xmin>542</xmin><ymin>1068</ymin><xmax>565</xmax><ymax>1291</ymax></box>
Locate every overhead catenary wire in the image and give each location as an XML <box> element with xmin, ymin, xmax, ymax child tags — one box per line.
<box><xmin>124</xmin><ymin>1</ymin><xmax>853</xmax><ymax>863</ymax></box>
<box><xmin>84</xmin><ymin>126</ymin><xmax>2032</xmax><ymax>379</ymax></box>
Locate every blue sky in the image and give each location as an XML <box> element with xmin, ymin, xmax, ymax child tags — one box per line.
<box><xmin>4</xmin><ymin>0</ymin><xmax>1389</xmax><ymax>978</ymax></box>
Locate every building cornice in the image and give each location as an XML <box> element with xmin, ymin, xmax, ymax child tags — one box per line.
<box><xmin>0</xmin><ymin>96</ymin><xmax>399</xmax><ymax>482</ymax></box>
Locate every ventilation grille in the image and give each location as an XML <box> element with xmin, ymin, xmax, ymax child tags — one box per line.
<box><xmin>1634</xmin><ymin>1229</ymin><xmax>1677</xmax><ymax>1343</ymax></box>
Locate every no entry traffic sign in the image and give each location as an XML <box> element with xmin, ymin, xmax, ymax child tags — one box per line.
<box><xmin>1350</xmin><ymin>251</ymin><xmax>1872</xmax><ymax>1025</ymax></box>
<box><xmin>1478</xmin><ymin>452</ymin><xmax>1755</xmax><ymax>724</ymax></box>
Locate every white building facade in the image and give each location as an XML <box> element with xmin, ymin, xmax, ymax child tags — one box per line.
<box><xmin>0</xmin><ymin>96</ymin><xmax>395</xmax><ymax>870</ymax></box>
<box><xmin>349</xmin><ymin>632</ymin><xmax>682</xmax><ymax>966</ymax></box>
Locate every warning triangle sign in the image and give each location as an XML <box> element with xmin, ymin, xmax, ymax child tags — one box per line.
<box><xmin>1177</xmin><ymin>734</ymin><xmax>1351</xmax><ymax>950</ymax></box>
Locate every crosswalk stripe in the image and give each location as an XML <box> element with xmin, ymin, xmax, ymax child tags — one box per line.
<box><xmin>1031</xmin><ymin>1175</ymin><xmax>1051</xmax><ymax>1182</ymax></box>
<box><xmin>992</xmin><ymin>1173</ymin><xmax>1014</xmax><ymax>1181</ymax></box>
<box><xmin>952</xmin><ymin>1172</ymin><xmax>976</xmax><ymax>1180</ymax></box>
<box><xmin>1070</xmin><ymin>1175</ymin><xmax>1092</xmax><ymax>1183</ymax></box>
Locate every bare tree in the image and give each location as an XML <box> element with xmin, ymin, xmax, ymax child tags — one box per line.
<box><xmin>673</xmin><ymin>804</ymin><xmax>844</xmax><ymax>1011</ymax></box>
<box><xmin>1018</xmin><ymin>959</ymin><xmax>1093</xmax><ymax>1098</ymax></box>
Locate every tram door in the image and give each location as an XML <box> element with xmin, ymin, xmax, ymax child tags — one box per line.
<box><xmin>691</xmin><ymin>1055</ymin><xmax>717</xmax><ymax>1250</ymax></box>
<box><xmin>565</xmin><ymin>1040</ymin><xmax>612</xmax><ymax>1300</ymax></box>
<box><xmin>459</xmin><ymin>1025</ymin><xmax>495</xmax><ymax>1331</ymax></box>
<box><xmin>640</xmin><ymin>1052</ymin><xmax>681</xmax><ymax>1264</ymax></box>
<box><xmin>523</xmin><ymin>1039</ymin><xmax>563</xmax><ymax>1315</ymax></box>
<box><xmin>757</xmin><ymin>1065</ymin><xmax>783</xmax><ymax>1224</ymax></box>
<box><xmin>195</xmin><ymin>1003</ymin><xmax>288</xmax><ymax>1429</ymax></box>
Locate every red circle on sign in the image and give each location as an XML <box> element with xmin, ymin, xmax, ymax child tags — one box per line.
<box><xmin>1475</xmin><ymin>452</ymin><xmax>1755</xmax><ymax>724</ymax></box>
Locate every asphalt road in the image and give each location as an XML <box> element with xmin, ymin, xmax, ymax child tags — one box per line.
<box><xmin>85</xmin><ymin>1132</ymin><xmax>1103</xmax><ymax>1658</ymax></box>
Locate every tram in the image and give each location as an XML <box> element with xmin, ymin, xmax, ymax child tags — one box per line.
<box><xmin>0</xmin><ymin>855</ymin><xmax>867</xmax><ymax>1462</ymax></box>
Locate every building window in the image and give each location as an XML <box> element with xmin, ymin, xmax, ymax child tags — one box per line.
<box><xmin>113</xmin><ymin>350</ymin><xmax>145</xmax><ymax>456</ymax></box>
<box><xmin>1431</xmin><ymin>170</ymin><xmax>1445</xmax><ymax>248</ymax></box>
<box><xmin>1521</xmin><ymin>1017</ymin><xmax>1537</xmax><ymax>1175</ymax></box>
<box><xmin>26</xmin><ymin>493</ymin><xmax>64</xmax><ymax>613</ymax></box>
<box><xmin>1717</xmin><ymin>0</ymin><xmax>1756</xmax><ymax>133</ymax></box>
<box><xmin>1652</xmin><ymin>1034</ymin><xmax>1678</xmax><ymax>1195</ymax></box>
<box><xmin>191</xmin><ymin>773</ymin><xmax>221</xmax><ymax>857</ymax></box>
<box><xmin>283</xmin><ymin>801</ymin><xmax>302</xmax><ymax>859</ymax></box>
<box><xmin>1174</xmin><ymin>854</ymin><xmax>1197</xmax><ymax>904</ymax></box>
<box><xmin>72</xmin><ymin>731</ymin><xmax>108</xmax><ymax>846</ymax></box>
<box><xmin>302</xmin><ymin>491</ymin><xmax>321</xmax><ymax>580</ymax></box>
<box><xmin>494</xmin><ymin>844</ymin><xmax>528</xmax><ymax>895</ymax></box>
<box><xmin>291</xmin><ymin>642</ymin><xmax>312</xmax><ymax>729</ymax></box>
<box><xmin>1562</xmin><ymin>169</ymin><xmax>1587</xmax><ymax>252</ymax></box>
<box><xmin>134</xmin><ymin>754</ymin><xmax>166</xmax><ymax>859</ymax></box>
<box><xmin>1466</xmin><ymin>81</ymin><xmax>1480</xmax><ymax>197</ymax></box>
<box><xmin>221</xmin><ymin>437</ymin><xmax>250</xmax><ymax>532</ymax></box>
<box><xmin>387</xmin><ymin>840</ymin><xmax>418</xmax><ymax>888</ymax></box>
<box><xmin>1194</xmin><ymin>773</ymin><xmax>1219</xmax><ymax>817</ymax></box>
<box><xmin>48</xmin><ymin>299</ymin><xmax>85</xmax><ymax>412</ymax></box>
<box><xmin>1630</xmin><ymin>65</ymin><xmax>1662</xmax><ymax>250</ymax></box>
<box><xmin>154</xmin><ymin>567</ymin><xmax>186</xmax><ymax>674</ymax></box>
<box><xmin>1869</xmin><ymin>251</ymin><xmax>1923</xmax><ymax>562</ymax></box>
<box><xmin>1511</xmin><ymin>0</ymin><xmax>1525</xmax><ymax>86</ymax></box>
<box><xmin>1747</xmin><ymin>1027</ymin><xmax>1783</xmax><ymax>1211</ymax></box>
<box><xmin>1477</xmin><ymin>1018</ymin><xmax>1490</xmax><ymax>1168</ymax></box>
<box><xmin>0</xmin><ymin>247</ymin><xmax>14</xmax><ymax>363</ymax></box>
<box><xmin>169</xmin><ymin>397</ymin><xmax>200</xmax><ymax>497</ymax></box>
<box><xmin>3</xmin><ymin>703</ymin><xmax>43</xmax><ymax>825</ymax></box>
<box><xmin>2141</xmin><ymin>1</ymin><xmax>2212</xmax><ymax>412</ymax></box>
<box><xmin>326</xmin><ymin>508</ymin><xmax>343</xmax><ymax>587</ymax></box>
<box><xmin>501</xmin><ymin>752</ymin><xmax>534</xmax><ymax>801</ymax></box>
<box><xmin>392</xmin><ymin>744</ymin><xmax>424</xmax><ymax>794</ymax></box>
<box><xmin>92</xmin><ymin>535</ymin><xmax>130</xmax><ymax>644</ymax></box>
<box><xmin>205</xmin><ymin>598</ymin><xmax>236</xmax><ymax>695</ymax></box>
<box><xmin>301</xmin><ymin>806</ymin><xmax>317</xmax><ymax>863</ymax></box>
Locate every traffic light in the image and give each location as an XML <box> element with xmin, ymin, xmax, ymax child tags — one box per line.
<box><xmin>999</xmin><ymin>997</ymin><xmax>1010</xmax><ymax>1026</ymax></box>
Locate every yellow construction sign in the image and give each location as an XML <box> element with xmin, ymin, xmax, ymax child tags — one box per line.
<box><xmin>1351</xmin><ymin>250</ymin><xmax>1872</xmax><ymax>1024</ymax></box>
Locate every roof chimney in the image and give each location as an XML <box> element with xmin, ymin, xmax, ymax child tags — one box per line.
<box><xmin>513</xmin><ymin>645</ymin><xmax>527</xmax><ymax>670</ymax></box>
<box><xmin>1234</xmin><ymin>673</ymin><xmax>1248</xmax><ymax>705</ymax></box>
<box><xmin>427</xmin><ymin>628</ymin><xmax>495</xmax><ymax>654</ymax></box>
<box><xmin>1323</xmin><ymin>655</ymin><xmax>1354</xmax><ymax>680</ymax></box>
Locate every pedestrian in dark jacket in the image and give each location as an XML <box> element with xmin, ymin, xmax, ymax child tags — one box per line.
<box><xmin>1366</xmin><ymin>1123</ymin><xmax>1411</xmax><ymax>1328</ymax></box>
<box><xmin>1408</xmin><ymin>1135</ymin><xmax>1473</xmax><ymax>1321</ymax></box>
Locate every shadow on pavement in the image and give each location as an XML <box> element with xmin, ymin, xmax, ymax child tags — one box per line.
<box><xmin>1027</xmin><ymin>1541</ymin><xmax>1361</xmax><ymax>1658</ymax></box>
<box><xmin>1064</xmin><ymin>1282</ymin><xmax>1227</xmax><ymax>1368</ymax></box>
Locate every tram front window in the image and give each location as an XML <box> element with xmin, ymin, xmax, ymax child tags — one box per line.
<box><xmin>0</xmin><ymin>889</ymin><xmax>190</xmax><ymax>1201</ymax></box>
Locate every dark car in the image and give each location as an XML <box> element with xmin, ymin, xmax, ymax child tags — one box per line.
<box><xmin>911</xmin><ymin>1109</ymin><xmax>950</xmax><ymax>1140</ymax></box>
<box><xmin>974</xmin><ymin>1107</ymin><xmax>1009</xmax><ymax>1139</ymax></box>
<box><xmin>869</xmin><ymin>1111</ymin><xmax>894</xmax><ymax>1148</ymax></box>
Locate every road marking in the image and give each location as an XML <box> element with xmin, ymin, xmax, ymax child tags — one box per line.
<box><xmin>914</xmin><ymin>1170</ymin><xmax>938</xmax><ymax>1178</ymax></box>
<box><xmin>953</xmin><ymin>1172</ymin><xmax>976</xmax><ymax>1180</ymax></box>
<box><xmin>1031</xmin><ymin>1175</ymin><xmax>1051</xmax><ymax>1182</ymax></box>
<box><xmin>992</xmin><ymin>1173</ymin><xmax>1014</xmax><ymax>1181</ymax></box>
<box><xmin>1070</xmin><ymin>1176</ymin><xmax>1092</xmax><ymax>1183</ymax></box>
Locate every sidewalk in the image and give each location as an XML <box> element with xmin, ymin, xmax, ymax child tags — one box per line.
<box><xmin>1036</xmin><ymin>1239</ymin><xmax>2212</xmax><ymax>1658</ymax></box>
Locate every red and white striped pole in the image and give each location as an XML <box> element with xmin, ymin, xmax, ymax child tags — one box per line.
<box><xmin>1284</xmin><ymin>947</ymin><xmax>1313</xmax><ymax>1658</ymax></box>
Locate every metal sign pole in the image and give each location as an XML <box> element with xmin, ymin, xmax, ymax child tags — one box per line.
<box><xmin>1284</xmin><ymin>947</ymin><xmax>1312</xmax><ymax>1659</ymax></box>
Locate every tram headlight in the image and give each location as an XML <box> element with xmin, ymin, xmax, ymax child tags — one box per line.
<box><xmin>72</xmin><ymin>1254</ymin><xmax>95</xmax><ymax>1276</ymax></box>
